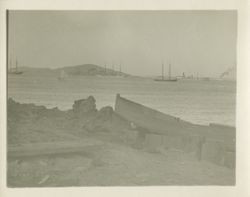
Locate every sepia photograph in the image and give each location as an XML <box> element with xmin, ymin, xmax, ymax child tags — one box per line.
<box><xmin>5</xmin><ymin>10</ymin><xmax>238</xmax><ymax>187</ymax></box>
<box><xmin>1</xmin><ymin>0</ymin><xmax>250</xmax><ymax>195</ymax></box>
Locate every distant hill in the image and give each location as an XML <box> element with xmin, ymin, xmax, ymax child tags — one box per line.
<box><xmin>19</xmin><ymin>64</ymin><xmax>131</xmax><ymax>77</ymax></box>
<box><xmin>58</xmin><ymin>64</ymin><xmax>130</xmax><ymax>77</ymax></box>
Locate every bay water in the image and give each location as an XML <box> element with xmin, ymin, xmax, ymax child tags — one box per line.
<box><xmin>8</xmin><ymin>75</ymin><xmax>236</xmax><ymax>126</ymax></box>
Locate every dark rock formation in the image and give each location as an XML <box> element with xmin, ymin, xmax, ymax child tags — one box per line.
<box><xmin>7</xmin><ymin>96</ymin><xmax>129</xmax><ymax>144</ymax></box>
<box><xmin>84</xmin><ymin>106</ymin><xmax>114</xmax><ymax>132</ymax></box>
<box><xmin>72</xmin><ymin>96</ymin><xmax>97</xmax><ymax>118</ymax></box>
<box><xmin>97</xmin><ymin>106</ymin><xmax>113</xmax><ymax>121</ymax></box>
<box><xmin>7</xmin><ymin>98</ymin><xmax>64</xmax><ymax>123</ymax></box>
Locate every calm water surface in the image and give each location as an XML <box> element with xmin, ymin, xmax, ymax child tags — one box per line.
<box><xmin>8</xmin><ymin>75</ymin><xmax>236</xmax><ymax>126</ymax></box>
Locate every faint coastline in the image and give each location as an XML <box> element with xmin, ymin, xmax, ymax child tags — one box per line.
<box><xmin>9</xmin><ymin>64</ymin><xmax>236</xmax><ymax>81</ymax></box>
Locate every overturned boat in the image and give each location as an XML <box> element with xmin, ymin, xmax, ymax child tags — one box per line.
<box><xmin>114</xmin><ymin>94</ymin><xmax>235</xmax><ymax>168</ymax></box>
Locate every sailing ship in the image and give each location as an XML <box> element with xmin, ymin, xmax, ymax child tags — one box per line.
<box><xmin>8</xmin><ymin>58</ymin><xmax>23</xmax><ymax>75</ymax></box>
<box><xmin>7</xmin><ymin>11</ymin><xmax>23</xmax><ymax>75</ymax></box>
<box><xmin>154</xmin><ymin>61</ymin><xmax>177</xmax><ymax>82</ymax></box>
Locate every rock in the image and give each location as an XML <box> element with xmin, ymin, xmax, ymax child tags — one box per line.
<box><xmin>83</xmin><ymin>106</ymin><xmax>113</xmax><ymax>132</ymax></box>
<box><xmin>97</xmin><ymin>106</ymin><xmax>113</xmax><ymax>121</ymax></box>
<box><xmin>73</xmin><ymin>96</ymin><xmax>97</xmax><ymax>118</ymax></box>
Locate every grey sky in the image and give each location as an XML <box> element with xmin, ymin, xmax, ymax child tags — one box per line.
<box><xmin>9</xmin><ymin>10</ymin><xmax>237</xmax><ymax>77</ymax></box>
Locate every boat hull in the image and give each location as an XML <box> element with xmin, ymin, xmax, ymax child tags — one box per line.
<box><xmin>154</xmin><ymin>79</ymin><xmax>177</xmax><ymax>82</ymax></box>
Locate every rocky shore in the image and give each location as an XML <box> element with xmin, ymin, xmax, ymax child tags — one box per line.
<box><xmin>7</xmin><ymin>96</ymin><xmax>235</xmax><ymax>187</ymax></box>
<box><xmin>7</xmin><ymin>96</ymin><xmax>131</xmax><ymax>145</ymax></box>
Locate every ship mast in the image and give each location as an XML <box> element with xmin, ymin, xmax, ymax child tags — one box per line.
<box><xmin>162</xmin><ymin>60</ymin><xmax>164</xmax><ymax>80</ymax></box>
<box><xmin>169</xmin><ymin>62</ymin><xmax>171</xmax><ymax>80</ymax></box>
<box><xmin>15</xmin><ymin>58</ymin><xmax>18</xmax><ymax>72</ymax></box>
<box><xmin>119</xmin><ymin>62</ymin><xmax>122</xmax><ymax>76</ymax></box>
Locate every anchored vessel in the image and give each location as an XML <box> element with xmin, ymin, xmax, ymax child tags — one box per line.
<box><xmin>7</xmin><ymin>11</ymin><xmax>23</xmax><ymax>75</ymax></box>
<box><xmin>154</xmin><ymin>61</ymin><xmax>177</xmax><ymax>82</ymax></box>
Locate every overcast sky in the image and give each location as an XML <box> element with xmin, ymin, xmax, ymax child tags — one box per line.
<box><xmin>8</xmin><ymin>10</ymin><xmax>237</xmax><ymax>77</ymax></box>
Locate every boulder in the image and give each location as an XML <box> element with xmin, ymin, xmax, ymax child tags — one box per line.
<box><xmin>72</xmin><ymin>96</ymin><xmax>97</xmax><ymax>118</ymax></box>
<box><xmin>83</xmin><ymin>106</ymin><xmax>113</xmax><ymax>132</ymax></box>
<box><xmin>97</xmin><ymin>106</ymin><xmax>113</xmax><ymax>121</ymax></box>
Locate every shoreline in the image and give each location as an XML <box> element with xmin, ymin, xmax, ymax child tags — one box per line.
<box><xmin>6</xmin><ymin>95</ymin><xmax>236</xmax><ymax>187</ymax></box>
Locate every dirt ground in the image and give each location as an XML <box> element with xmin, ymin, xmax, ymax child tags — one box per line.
<box><xmin>7</xmin><ymin>135</ymin><xmax>235</xmax><ymax>187</ymax></box>
<box><xmin>7</xmin><ymin>98</ymin><xmax>235</xmax><ymax>187</ymax></box>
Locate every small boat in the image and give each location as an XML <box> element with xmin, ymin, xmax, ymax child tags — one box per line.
<box><xmin>154</xmin><ymin>61</ymin><xmax>177</xmax><ymax>82</ymax></box>
<box><xmin>154</xmin><ymin>77</ymin><xmax>178</xmax><ymax>82</ymax></box>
